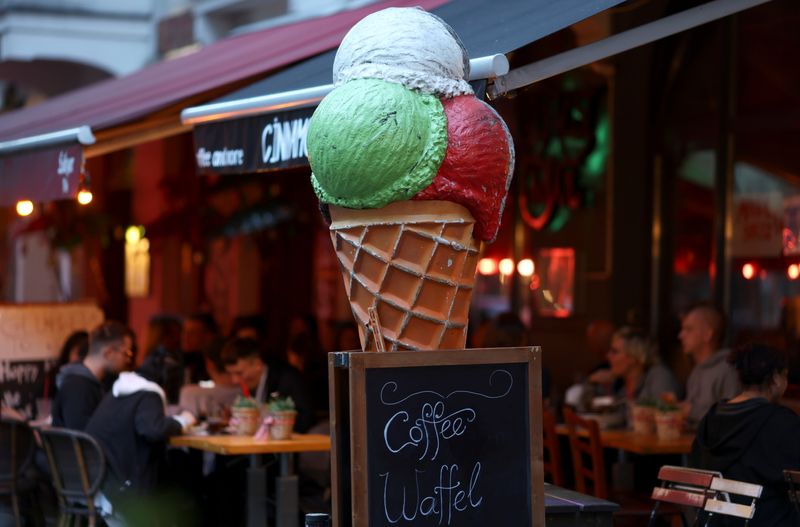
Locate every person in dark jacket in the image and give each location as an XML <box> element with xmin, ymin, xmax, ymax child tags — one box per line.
<box><xmin>51</xmin><ymin>321</ymin><xmax>133</xmax><ymax>430</ymax></box>
<box><xmin>85</xmin><ymin>355</ymin><xmax>195</xmax><ymax>523</ymax></box>
<box><xmin>690</xmin><ymin>343</ymin><xmax>800</xmax><ymax>526</ymax></box>
<box><xmin>221</xmin><ymin>337</ymin><xmax>315</xmax><ymax>433</ymax></box>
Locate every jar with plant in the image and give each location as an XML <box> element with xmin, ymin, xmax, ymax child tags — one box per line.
<box><xmin>231</xmin><ymin>395</ymin><xmax>261</xmax><ymax>436</ymax></box>
<box><xmin>267</xmin><ymin>394</ymin><xmax>297</xmax><ymax>440</ymax></box>
<box><xmin>654</xmin><ymin>397</ymin><xmax>682</xmax><ymax>440</ymax></box>
<box><xmin>631</xmin><ymin>398</ymin><xmax>658</xmax><ymax>435</ymax></box>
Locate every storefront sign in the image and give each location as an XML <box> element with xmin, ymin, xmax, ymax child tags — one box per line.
<box><xmin>193</xmin><ymin>106</ymin><xmax>315</xmax><ymax>175</ymax></box>
<box><xmin>0</xmin><ymin>143</ymin><xmax>83</xmax><ymax>206</ymax></box>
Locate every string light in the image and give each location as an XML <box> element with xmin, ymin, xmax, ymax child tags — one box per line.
<box><xmin>498</xmin><ymin>258</ymin><xmax>515</xmax><ymax>276</ymax></box>
<box><xmin>517</xmin><ymin>259</ymin><xmax>535</xmax><ymax>277</ymax></box>
<box><xmin>741</xmin><ymin>263</ymin><xmax>756</xmax><ymax>280</ymax></box>
<box><xmin>477</xmin><ymin>258</ymin><xmax>498</xmax><ymax>275</ymax></box>
<box><xmin>77</xmin><ymin>190</ymin><xmax>93</xmax><ymax>205</ymax></box>
<box><xmin>16</xmin><ymin>200</ymin><xmax>33</xmax><ymax>217</ymax></box>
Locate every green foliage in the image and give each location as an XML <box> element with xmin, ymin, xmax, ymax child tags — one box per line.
<box><xmin>232</xmin><ymin>395</ymin><xmax>259</xmax><ymax>408</ymax></box>
<box><xmin>267</xmin><ymin>395</ymin><xmax>296</xmax><ymax>412</ymax></box>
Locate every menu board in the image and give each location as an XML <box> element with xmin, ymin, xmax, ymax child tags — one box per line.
<box><xmin>330</xmin><ymin>347</ymin><xmax>544</xmax><ymax>527</ymax></box>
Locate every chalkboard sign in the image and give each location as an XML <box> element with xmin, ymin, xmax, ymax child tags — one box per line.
<box><xmin>330</xmin><ymin>347</ymin><xmax>544</xmax><ymax>527</ymax></box>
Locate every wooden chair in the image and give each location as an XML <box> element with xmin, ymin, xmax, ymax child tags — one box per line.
<box><xmin>37</xmin><ymin>426</ymin><xmax>107</xmax><ymax>527</ymax></box>
<box><xmin>649</xmin><ymin>465</ymin><xmax>721</xmax><ymax>527</ymax></box>
<box><xmin>563</xmin><ymin>407</ymin><xmax>684</xmax><ymax>526</ymax></box>
<box><xmin>542</xmin><ymin>409</ymin><xmax>565</xmax><ymax>487</ymax></box>
<box><xmin>702</xmin><ymin>477</ymin><xmax>763</xmax><ymax>526</ymax></box>
<box><xmin>785</xmin><ymin>469</ymin><xmax>800</xmax><ymax>521</ymax></box>
<box><xmin>0</xmin><ymin>419</ymin><xmax>37</xmax><ymax>527</ymax></box>
<box><xmin>563</xmin><ymin>406</ymin><xmax>608</xmax><ymax>498</ymax></box>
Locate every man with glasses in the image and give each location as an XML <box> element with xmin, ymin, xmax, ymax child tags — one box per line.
<box><xmin>52</xmin><ymin>321</ymin><xmax>134</xmax><ymax>430</ymax></box>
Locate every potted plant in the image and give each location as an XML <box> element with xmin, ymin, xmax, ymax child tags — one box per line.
<box><xmin>230</xmin><ymin>396</ymin><xmax>261</xmax><ymax>436</ymax></box>
<box><xmin>630</xmin><ymin>399</ymin><xmax>658</xmax><ymax>435</ymax></box>
<box><xmin>654</xmin><ymin>400</ymin><xmax>682</xmax><ymax>440</ymax></box>
<box><xmin>267</xmin><ymin>395</ymin><xmax>297</xmax><ymax>440</ymax></box>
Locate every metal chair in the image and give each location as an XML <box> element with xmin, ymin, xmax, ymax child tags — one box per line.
<box><xmin>702</xmin><ymin>477</ymin><xmax>763</xmax><ymax>527</ymax></box>
<box><xmin>542</xmin><ymin>409</ymin><xmax>565</xmax><ymax>487</ymax></box>
<box><xmin>649</xmin><ymin>465</ymin><xmax>721</xmax><ymax>527</ymax></box>
<box><xmin>785</xmin><ymin>469</ymin><xmax>800</xmax><ymax>521</ymax></box>
<box><xmin>37</xmin><ymin>426</ymin><xmax>106</xmax><ymax>527</ymax></box>
<box><xmin>0</xmin><ymin>419</ymin><xmax>37</xmax><ymax>527</ymax></box>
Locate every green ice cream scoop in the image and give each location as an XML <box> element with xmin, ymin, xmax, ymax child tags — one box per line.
<box><xmin>308</xmin><ymin>78</ymin><xmax>447</xmax><ymax>209</ymax></box>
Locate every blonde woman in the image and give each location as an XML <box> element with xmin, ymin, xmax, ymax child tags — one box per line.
<box><xmin>602</xmin><ymin>326</ymin><xmax>682</xmax><ymax>404</ymax></box>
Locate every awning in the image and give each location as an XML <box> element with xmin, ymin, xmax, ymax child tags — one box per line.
<box><xmin>185</xmin><ymin>0</ymin><xmax>775</xmax><ymax>176</ymax></box>
<box><xmin>184</xmin><ymin>0</ymin><xmax>627</xmax><ymax>174</ymax></box>
<box><xmin>0</xmin><ymin>127</ymin><xmax>94</xmax><ymax>206</ymax></box>
<box><xmin>0</xmin><ymin>0</ymin><xmax>447</xmax><ymax>205</ymax></box>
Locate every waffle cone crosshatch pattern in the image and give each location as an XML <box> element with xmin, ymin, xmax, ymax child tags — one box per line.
<box><xmin>329</xmin><ymin>201</ymin><xmax>481</xmax><ymax>351</ymax></box>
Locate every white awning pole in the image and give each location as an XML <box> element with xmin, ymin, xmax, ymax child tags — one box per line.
<box><xmin>181</xmin><ymin>53</ymin><xmax>509</xmax><ymax>125</ymax></box>
<box><xmin>0</xmin><ymin>126</ymin><xmax>95</xmax><ymax>155</ymax></box>
<box><xmin>489</xmin><ymin>0</ymin><xmax>772</xmax><ymax>98</ymax></box>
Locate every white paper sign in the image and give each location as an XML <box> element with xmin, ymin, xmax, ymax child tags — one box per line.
<box><xmin>0</xmin><ymin>303</ymin><xmax>104</xmax><ymax>361</ymax></box>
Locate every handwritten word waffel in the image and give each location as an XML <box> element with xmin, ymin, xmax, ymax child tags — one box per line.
<box><xmin>384</xmin><ymin>401</ymin><xmax>475</xmax><ymax>461</ymax></box>
<box><xmin>380</xmin><ymin>462</ymin><xmax>483</xmax><ymax>525</ymax></box>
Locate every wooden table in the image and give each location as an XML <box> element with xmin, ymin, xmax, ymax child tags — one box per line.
<box><xmin>556</xmin><ymin>425</ymin><xmax>694</xmax><ymax>455</ymax></box>
<box><xmin>170</xmin><ymin>433</ymin><xmax>330</xmax><ymax>527</ymax></box>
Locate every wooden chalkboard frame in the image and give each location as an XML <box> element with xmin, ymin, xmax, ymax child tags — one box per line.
<box><xmin>328</xmin><ymin>347</ymin><xmax>544</xmax><ymax>527</ymax></box>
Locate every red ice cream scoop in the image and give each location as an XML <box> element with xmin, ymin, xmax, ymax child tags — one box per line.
<box><xmin>413</xmin><ymin>95</ymin><xmax>515</xmax><ymax>242</ymax></box>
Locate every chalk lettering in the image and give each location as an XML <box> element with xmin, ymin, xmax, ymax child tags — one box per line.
<box><xmin>380</xmin><ymin>462</ymin><xmax>483</xmax><ymax>525</ymax></box>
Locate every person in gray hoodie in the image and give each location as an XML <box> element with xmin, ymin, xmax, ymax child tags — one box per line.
<box><xmin>51</xmin><ymin>321</ymin><xmax>133</xmax><ymax>430</ymax></box>
<box><xmin>679</xmin><ymin>303</ymin><xmax>740</xmax><ymax>429</ymax></box>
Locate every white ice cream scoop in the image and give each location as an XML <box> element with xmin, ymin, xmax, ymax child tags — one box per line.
<box><xmin>332</xmin><ymin>7</ymin><xmax>473</xmax><ymax>98</ymax></box>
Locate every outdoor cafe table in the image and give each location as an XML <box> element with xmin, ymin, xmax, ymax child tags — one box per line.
<box><xmin>555</xmin><ymin>424</ymin><xmax>694</xmax><ymax>455</ymax></box>
<box><xmin>170</xmin><ymin>433</ymin><xmax>331</xmax><ymax>527</ymax></box>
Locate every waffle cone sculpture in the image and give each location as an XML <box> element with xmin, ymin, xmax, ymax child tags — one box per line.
<box><xmin>307</xmin><ymin>8</ymin><xmax>515</xmax><ymax>351</ymax></box>
<box><xmin>330</xmin><ymin>201</ymin><xmax>480</xmax><ymax>351</ymax></box>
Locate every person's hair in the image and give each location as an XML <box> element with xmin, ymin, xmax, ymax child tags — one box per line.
<box><xmin>88</xmin><ymin>321</ymin><xmax>130</xmax><ymax>357</ymax></box>
<box><xmin>188</xmin><ymin>312</ymin><xmax>219</xmax><ymax>335</ymax></box>
<box><xmin>727</xmin><ymin>343</ymin><xmax>787</xmax><ymax>389</ymax></box>
<box><xmin>58</xmin><ymin>330</ymin><xmax>89</xmax><ymax>366</ymax></box>
<box><xmin>146</xmin><ymin>314</ymin><xmax>183</xmax><ymax>353</ymax></box>
<box><xmin>613</xmin><ymin>326</ymin><xmax>656</xmax><ymax>367</ymax></box>
<box><xmin>221</xmin><ymin>337</ymin><xmax>263</xmax><ymax>365</ymax></box>
<box><xmin>687</xmin><ymin>302</ymin><xmax>726</xmax><ymax>347</ymax></box>
<box><xmin>482</xmin><ymin>312</ymin><xmax>527</xmax><ymax>348</ymax></box>
<box><xmin>229</xmin><ymin>314</ymin><xmax>268</xmax><ymax>340</ymax></box>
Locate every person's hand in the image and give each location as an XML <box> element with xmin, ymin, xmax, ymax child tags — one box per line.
<box><xmin>588</xmin><ymin>368</ymin><xmax>615</xmax><ymax>385</ymax></box>
<box><xmin>173</xmin><ymin>410</ymin><xmax>197</xmax><ymax>432</ymax></box>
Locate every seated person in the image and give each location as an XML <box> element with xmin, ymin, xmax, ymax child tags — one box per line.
<box><xmin>691</xmin><ymin>343</ymin><xmax>800</xmax><ymax>526</ymax></box>
<box><xmin>85</xmin><ymin>353</ymin><xmax>195</xmax><ymax>523</ymax></box>
<box><xmin>605</xmin><ymin>326</ymin><xmax>682</xmax><ymax>409</ymax></box>
<box><xmin>51</xmin><ymin>321</ymin><xmax>133</xmax><ymax>430</ymax></box>
<box><xmin>678</xmin><ymin>303</ymin><xmax>740</xmax><ymax>429</ymax></box>
<box><xmin>221</xmin><ymin>337</ymin><xmax>314</xmax><ymax>433</ymax></box>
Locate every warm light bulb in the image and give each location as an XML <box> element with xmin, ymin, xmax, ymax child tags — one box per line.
<box><xmin>77</xmin><ymin>190</ymin><xmax>93</xmax><ymax>205</ymax></box>
<box><xmin>789</xmin><ymin>264</ymin><xmax>800</xmax><ymax>280</ymax></box>
<box><xmin>499</xmin><ymin>258</ymin><xmax>515</xmax><ymax>276</ymax></box>
<box><xmin>477</xmin><ymin>258</ymin><xmax>498</xmax><ymax>275</ymax></box>
<box><xmin>125</xmin><ymin>226</ymin><xmax>143</xmax><ymax>244</ymax></box>
<box><xmin>517</xmin><ymin>258</ymin><xmax>535</xmax><ymax>277</ymax></box>
<box><xmin>741</xmin><ymin>263</ymin><xmax>756</xmax><ymax>280</ymax></box>
<box><xmin>16</xmin><ymin>200</ymin><xmax>33</xmax><ymax>217</ymax></box>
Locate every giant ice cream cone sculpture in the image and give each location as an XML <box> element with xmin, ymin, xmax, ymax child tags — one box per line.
<box><xmin>307</xmin><ymin>8</ymin><xmax>514</xmax><ymax>351</ymax></box>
